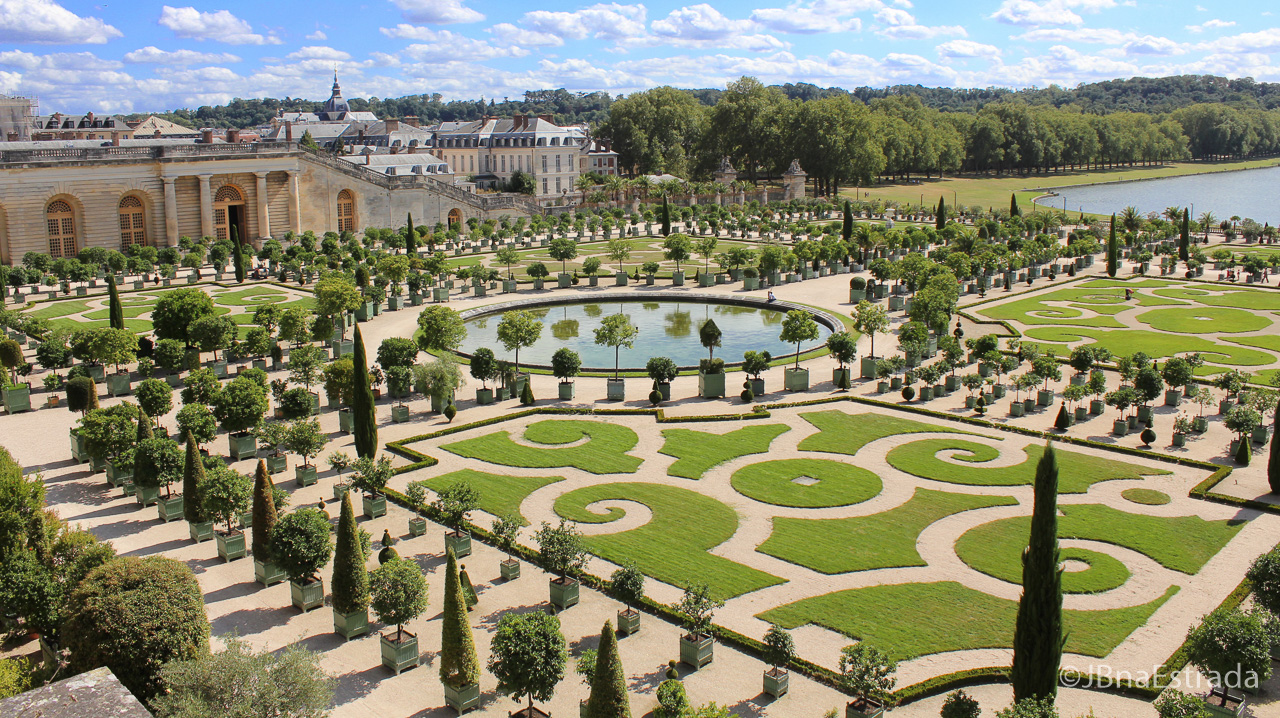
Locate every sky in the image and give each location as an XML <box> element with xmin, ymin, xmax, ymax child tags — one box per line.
<box><xmin>1</xmin><ymin>0</ymin><xmax>1277</xmax><ymax>114</ymax></box>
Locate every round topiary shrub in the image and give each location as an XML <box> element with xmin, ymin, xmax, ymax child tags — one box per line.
<box><xmin>850</xmin><ymin>277</ymin><xmax>866</xmax><ymax>290</ymax></box>
<box><xmin>1140</xmin><ymin>427</ymin><xmax>1156</xmax><ymax>446</ymax></box>
<box><xmin>901</xmin><ymin>386</ymin><xmax>916</xmax><ymax>402</ymax></box>
<box><xmin>61</xmin><ymin>556</ymin><xmax>209</xmax><ymax>701</ymax></box>
<box><xmin>741</xmin><ymin>387</ymin><xmax>754</xmax><ymax>403</ymax></box>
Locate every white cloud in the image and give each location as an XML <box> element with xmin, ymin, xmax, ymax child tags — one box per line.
<box><xmin>0</xmin><ymin>0</ymin><xmax>122</xmax><ymax>44</ymax></box>
<box><xmin>288</xmin><ymin>46</ymin><xmax>351</xmax><ymax>61</ymax></box>
<box><xmin>750</xmin><ymin>0</ymin><xmax>872</xmax><ymax>34</ymax></box>
<box><xmin>520</xmin><ymin>3</ymin><xmax>648</xmax><ymax>43</ymax></box>
<box><xmin>123</xmin><ymin>46</ymin><xmax>241</xmax><ymax>64</ymax></box>
<box><xmin>306</xmin><ymin>30</ymin><xmax>327</xmax><ymax>41</ymax></box>
<box><xmin>936</xmin><ymin>39</ymin><xmax>1001</xmax><ymax>60</ymax></box>
<box><xmin>387</xmin><ymin>0</ymin><xmax>483</xmax><ymax>24</ymax></box>
<box><xmin>158</xmin><ymin>6</ymin><xmax>281</xmax><ymax>45</ymax></box>
<box><xmin>649</xmin><ymin>4</ymin><xmax>786</xmax><ymax>51</ymax></box>
<box><xmin>1205</xmin><ymin>28</ymin><xmax>1280</xmax><ymax>53</ymax></box>
<box><xmin>874</xmin><ymin>7</ymin><xmax>966</xmax><ymax>39</ymax></box>
<box><xmin>385</xmin><ymin>27</ymin><xmax>530</xmax><ymax>61</ymax></box>
<box><xmin>1122</xmin><ymin>35</ymin><xmax>1186</xmax><ymax>55</ymax></box>
<box><xmin>990</xmin><ymin>0</ymin><xmax>1082</xmax><ymax>26</ymax></box>
<box><xmin>487</xmin><ymin>23</ymin><xmax>565</xmax><ymax>47</ymax></box>
<box><xmin>1185</xmin><ymin>19</ymin><xmax>1235</xmax><ymax>33</ymax></box>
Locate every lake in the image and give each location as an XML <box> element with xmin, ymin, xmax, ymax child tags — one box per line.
<box><xmin>1033</xmin><ymin>165</ymin><xmax>1280</xmax><ymax>223</ymax></box>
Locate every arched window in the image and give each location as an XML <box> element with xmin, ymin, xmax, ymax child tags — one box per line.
<box><xmin>46</xmin><ymin>200</ymin><xmax>77</xmax><ymax>258</ymax></box>
<box><xmin>118</xmin><ymin>195</ymin><xmax>146</xmax><ymax>249</ymax></box>
<box><xmin>213</xmin><ymin>184</ymin><xmax>244</xmax><ymax>241</ymax></box>
<box><xmin>447</xmin><ymin>208</ymin><xmax>462</xmax><ymax>229</ymax></box>
<box><xmin>337</xmin><ymin>190</ymin><xmax>355</xmax><ymax>233</ymax></box>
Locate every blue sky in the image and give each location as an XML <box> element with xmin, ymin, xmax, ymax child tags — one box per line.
<box><xmin>1</xmin><ymin>0</ymin><xmax>1277</xmax><ymax>114</ymax></box>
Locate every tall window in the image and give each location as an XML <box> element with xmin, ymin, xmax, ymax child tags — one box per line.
<box><xmin>541</xmin><ymin>178</ymin><xmax>548</xmax><ymax>195</ymax></box>
<box><xmin>556</xmin><ymin>155</ymin><xmax>562</xmax><ymax>172</ymax></box>
<box><xmin>118</xmin><ymin>195</ymin><xmax>146</xmax><ymax>249</ymax></box>
<box><xmin>336</xmin><ymin>190</ymin><xmax>355</xmax><ymax>233</ymax></box>
<box><xmin>46</xmin><ymin>200</ymin><xmax>76</xmax><ymax>258</ymax></box>
<box><xmin>542</xmin><ymin>155</ymin><xmax>547</xmax><ymax>172</ymax></box>
<box><xmin>213</xmin><ymin>185</ymin><xmax>244</xmax><ymax>241</ymax></box>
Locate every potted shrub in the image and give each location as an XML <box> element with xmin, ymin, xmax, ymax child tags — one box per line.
<box><xmin>404</xmin><ymin>481</ymin><xmax>431</xmax><ymax>537</ymax></box>
<box><xmin>213</xmin><ymin>375</ymin><xmax>269</xmax><ymax>460</ymax></box>
<box><xmin>433</xmin><ymin>480</ymin><xmax>479</xmax><ymax>558</ymax></box>
<box><xmin>1162</xmin><ymin>356</ymin><xmax>1193</xmax><ymax>406</ymax></box>
<box><xmin>962</xmin><ymin>374</ymin><xmax>983</xmax><ymax>409</ymax></box>
<box><xmin>415</xmin><ymin>356</ymin><xmax>466</xmax><ymax>414</ymax></box>
<box><xmin>1088</xmin><ymin>370</ymin><xmax>1108</xmax><ymax>415</ymax></box>
<box><xmin>1225</xmin><ymin>405</ymin><xmax>1262</xmax><ymax>462</ymax></box>
<box><xmin>1172</xmin><ymin>414</ymin><xmax>1192</xmax><ymax>448</ymax></box>
<box><xmin>251</xmin><ymin>460</ymin><xmax>288</xmax><ymax>586</ymax></box>
<box><xmin>1185</xmin><ymin>608</ymin><xmax>1271</xmax><ymax>716</ymax></box>
<box><xmin>839</xmin><ymin>641</ymin><xmax>896</xmax><ymax>718</ymax></box>
<box><xmin>1106</xmin><ymin>386</ymin><xmax>1138</xmax><ymax>436</ymax></box>
<box><xmin>527</xmin><ymin>261</ymin><xmax>549</xmax><ymax>290</ymax></box>
<box><xmin>641</xmin><ymin>260</ymin><xmax>660</xmax><ymax>286</ymax></box>
<box><xmin>827</xmin><ymin>331</ymin><xmax>856</xmax><ymax>389</ymax></box>
<box><xmin>647</xmin><ymin>356</ymin><xmax>678</xmax><ymax>402</ymax></box>
<box><xmin>551</xmin><ymin>347</ymin><xmax>581</xmax><ymax>401</ymax></box>
<box><xmin>1031</xmin><ymin>352</ymin><xmax>1061</xmax><ymax>406</ymax></box>
<box><xmin>854</xmin><ymin>301</ymin><xmax>889</xmax><ymax>379</ymax></box>
<box><xmin>582</xmin><ymin>256</ymin><xmax>602</xmax><ymax>287</ymax></box>
<box><xmin>283</xmin><ymin>418</ymin><xmax>323</xmax><ymax>486</ymax></box>
<box><xmin>134</xmin><ymin>435</ymin><xmax>183</xmax><ymax>518</ymax></box>
<box><xmin>203</xmin><ymin>459</ymin><xmax>252</xmax><ymax>562</ymax></box>
<box><xmin>470</xmin><ymin>347</ymin><xmax>497</xmax><ymax>405</ymax></box>
<box><xmin>674</xmin><ymin>583</ymin><xmax>723</xmax><ymax>669</ymax></box>
<box><xmin>440</xmin><ymin>548</ymin><xmax>482</xmax><ymax>712</ymax></box>
<box><xmin>664</xmin><ymin>233</ymin><xmax>691</xmax><ymax>285</ymax></box>
<box><xmin>492</xmin><ymin>513</ymin><xmax>522</xmax><ymax>580</ymax></box>
<box><xmin>486</xmin><ymin>612</ymin><xmax>567</xmax><ymax>718</ymax></box>
<box><xmin>1192</xmin><ymin>387</ymin><xmax>1214</xmax><ymax>432</ymax></box>
<box><xmin>495</xmin><ymin>309</ymin><xmax>541</xmax><ymax>397</ymax></box>
<box><xmin>270</xmin><ymin>507</ymin><xmax>333</xmax><ymax>612</ymax></box>
<box><xmin>536</xmin><ymin>518</ymin><xmax>589</xmax><ymax>610</ymax></box>
<box><xmin>372</xmin><ymin>554</ymin><xmax>429</xmax><ymax>674</ymax></box>
<box><xmin>780</xmin><ymin>310</ymin><xmax>819</xmax><ymax>391</ymax></box>
<box><xmin>595</xmin><ymin>313</ymin><xmax>638</xmax><ymax>402</ymax></box>
<box><xmin>763</xmin><ymin>624</ymin><xmax>794</xmax><ymax>698</ymax></box>
<box><xmin>610</xmin><ymin>562</ymin><xmax>645</xmax><ymax>636</ymax></box>
<box><xmin>254</xmin><ymin>420</ymin><xmax>288</xmax><ymax>474</ymax></box>
<box><xmin>742</xmin><ymin>350</ymin><xmax>771</xmax><ymax>396</ymax></box>
<box><xmin>350</xmin><ymin>455</ymin><xmax>392</xmax><ymax>518</ymax></box>
<box><xmin>743</xmin><ymin>266</ymin><xmax>760</xmax><ymax>291</ymax></box>
<box><xmin>80</xmin><ymin>403</ymin><xmax>139</xmax><ymax>481</ymax></box>
<box><xmin>1063</xmin><ymin>383</ymin><xmax>1089</xmax><ymax>422</ymax></box>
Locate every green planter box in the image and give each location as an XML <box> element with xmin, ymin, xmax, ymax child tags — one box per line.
<box><xmin>558</xmin><ymin>273</ymin><xmax>572</xmax><ymax>288</ymax></box>
<box><xmin>334</xmin><ymin>608</ymin><xmax>370</xmax><ymax>640</ymax></box>
<box><xmin>106</xmin><ymin>373</ymin><xmax>131</xmax><ymax>397</ymax></box>
<box><xmin>157</xmin><ymin>495</ymin><xmax>184</xmax><ymax>522</ymax></box>
<box><xmin>291</xmin><ymin>578</ymin><xmax>324</xmax><ymax>612</ymax></box>
<box><xmin>1074</xmin><ymin>407</ymin><xmax>1088</xmax><ymax>422</ymax></box>
<box><xmin>699</xmin><ymin>272</ymin><xmax>715</xmax><ymax>287</ymax></box>
<box><xmin>105</xmin><ymin>462</ymin><xmax>132</xmax><ymax>487</ymax></box>
<box><xmin>363</xmin><ymin>493</ymin><xmax>387</xmax><ymax>519</ymax></box>
<box><xmin>1037</xmin><ymin>389</ymin><xmax>1054</xmax><ymax>406</ymax></box>
<box><xmin>476</xmin><ymin>388</ymin><xmax>493</xmax><ymax>405</ymax></box>
<box><xmin>1137</xmin><ymin>405</ymin><xmax>1154</xmax><ymax>424</ymax></box>
<box><xmin>295</xmin><ymin>465</ymin><xmax>317</xmax><ymax>486</ymax></box>
<box><xmin>558</xmin><ymin>382</ymin><xmax>575</xmax><ymax>400</ymax></box>
<box><xmin>212</xmin><ymin>360</ymin><xmax>228</xmax><ymax>378</ymax></box>
<box><xmin>698</xmin><ymin>371</ymin><xmax>725</xmax><ymax>399</ymax></box>
<box><xmin>135</xmin><ymin>485</ymin><xmax>160</xmax><ymax>507</ymax></box>
<box><xmin>473</xmin><ymin>284</ymin><xmax>486</xmax><ymax>297</ymax></box>
<box><xmin>763</xmin><ymin>669</ymin><xmax>789</xmax><ymax>698</ymax></box>
<box><xmin>70</xmin><ymin>429</ymin><xmax>88</xmax><ymax>463</ymax></box>
<box><xmin>749</xmin><ymin>378</ymin><xmax>765</xmax><ymax>397</ymax></box>
<box><xmin>381</xmin><ymin>631</ymin><xmax>419</xmax><ymax>674</ymax></box>
<box><xmin>500</xmin><ymin>559</ymin><xmax>521</xmax><ymax>581</ymax></box>
<box><xmin>189</xmin><ymin>520</ymin><xmax>214</xmax><ymax>543</ymax></box>
<box><xmin>1113</xmin><ymin>419</ymin><xmax>1129</xmax><ymax>436</ymax></box>
<box><xmin>1010</xmin><ymin>401</ymin><xmax>1026</xmax><ymax>417</ymax></box>
<box><xmin>1090</xmin><ymin>399</ymin><xmax>1105</xmax><ymax>415</ymax></box>
<box><xmin>445</xmin><ymin>531</ymin><xmax>472</xmax><ymax>558</ymax></box>
<box><xmin>338</xmin><ymin>409</ymin><xmax>353</xmax><ymax>433</ymax></box>
<box><xmin>945</xmin><ymin>374</ymin><xmax>961</xmax><ymax>392</ymax></box>
<box><xmin>846</xmin><ymin>699</ymin><xmax>886</xmax><ymax>718</ymax></box>
<box><xmin>387</xmin><ymin>295</ymin><xmax>404</xmax><ymax>311</ymax></box>
<box><xmin>617</xmin><ymin>608</ymin><xmax>641</xmax><ymax>636</ymax></box>
<box><xmin>783</xmin><ymin>368</ymin><xmax>809</xmax><ymax>391</ymax></box>
<box><xmin>252</xmin><ymin>358</ymin><xmax>268</xmax><ymax>372</ymax></box>
<box><xmin>615</xmin><ymin>272</ymin><xmax>628</xmax><ymax>286</ymax></box>
<box><xmin>503</xmin><ymin>280</ymin><xmax>518</xmax><ymax>293</ymax></box>
<box><xmin>254</xmin><ymin>559</ymin><xmax>287</xmax><ymax>586</ymax></box>
<box><xmin>266</xmin><ymin>454</ymin><xmax>287</xmax><ymax>473</ymax></box>
<box><xmin>679</xmin><ymin>634</ymin><xmax>714</xmax><ymax>669</ymax></box>
<box><xmin>860</xmin><ymin>356</ymin><xmax>878</xmax><ymax>380</ymax></box>
<box><xmin>1173</xmin><ymin>433</ymin><xmax>1187</xmax><ymax>447</ymax></box>
<box><xmin>2</xmin><ymin>384</ymin><xmax>30</xmax><ymax>414</ymax></box>
<box><xmin>1194</xmin><ymin>416</ymin><xmax>1209</xmax><ymax>433</ymax></box>
<box><xmin>532</xmin><ymin>279</ymin><xmax>544</xmax><ymax>290</ymax></box>
<box><xmin>239</xmin><ymin>511</ymin><xmax>252</xmax><ymax>528</ymax></box>
<box><xmin>432</xmin><ymin>287</ymin><xmax>449</xmax><ymax>302</ymax></box>
<box><xmin>408</xmin><ymin>517</ymin><xmax>427</xmax><ymax>537</ymax></box>
<box><xmin>87</xmin><ymin>364</ymin><xmax>106</xmax><ymax>382</ymax></box>
<box><xmin>392</xmin><ymin>404</ymin><xmax>410</xmax><ymax>423</ymax></box>
<box><xmin>606</xmin><ymin>379</ymin><xmax>625</xmax><ymax>401</ymax></box>
<box><xmin>549</xmin><ymin>577</ymin><xmax>580</xmax><ymax>610</ymax></box>
<box><xmin>745</xmin><ymin>277</ymin><xmax>759</xmax><ymax>290</ymax></box>
<box><xmin>833</xmin><ymin>368</ymin><xmax>851</xmax><ymax>388</ymax></box>
<box><xmin>228</xmin><ymin>432</ymin><xmax>257</xmax><ymax>461</ymax></box>
<box><xmin>588</xmin><ymin>275</ymin><xmax>599</xmax><ymax>287</ymax></box>
<box><xmin>443</xmin><ymin>682</ymin><xmax>481</xmax><ymax>714</ymax></box>
<box><xmin>217</xmin><ymin>531</ymin><xmax>246</xmax><ymax>562</ymax></box>
<box><xmin>1254</xmin><ymin>425</ymin><xmax>1269</xmax><ymax>444</ymax></box>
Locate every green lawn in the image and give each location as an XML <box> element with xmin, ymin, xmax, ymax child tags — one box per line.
<box><xmin>47</xmin><ymin>318</ymin><xmax>152</xmax><ymax>335</ymax></box>
<box><xmin>442</xmin><ymin>420</ymin><xmax>643</xmax><ymax>474</ymax></box>
<box><xmin>421</xmin><ymin>468</ymin><xmax>564</xmax><ymax>526</ymax></box>
<box><xmin>27</xmin><ymin>300</ymin><xmax>94</xmax><ymax>320</ymax></box>
<box><xmin>1121</xmin><ymin>488</ymin><xmax>1171</xmax><ymax>506</ymax></box>
<box><xmin>210</xmin><ymin>287</ymin><xmax>292</xmax><ymax>307</ymax></box>
<box><xmin>1135</xmin><ymin>307</ymin><xmax>1271</xmax><ymax>334</ymax></box>
<box><xmin>730</xmin><ymin>458</ymin><xmax>882</xmax><ymax>508</ymax></box>
<box><xmin>1022</xmin><ymin>327</ymin><xmax>1275</xmax><ymax>367</ymax></box>
<box><xmin>659</xmin><ymin>424</ymin><xmax>791</xmax><ymax>479</ymax></box>
<box><xmin>1155</xmin><ymin>287</ymin><xmax>1280</xmax><ymax>311</ymax></box>
<box><xmin>956</xmin><ymin>504</ymin><xmax>1244</xmax><ymax>574</ymax></box>
<box><xmin>553</xmin><ymin>482</ymin><xmax>784</xmax><ymax>600</ymax></box>
<box><xmin>886</xmin><ymin>439</ymin><xmax>1169</xmax><ymax>493</ymax></box>
<box><xmin>977</xmin><ymin>286</ymin><xmax>1185</xmax><ymax>328</ymax></box>
<box><xmin>797</xmin><ymin>410</ymin><xmax>975</xmax><ymax>457</ymax></box>
<box><xmin>760</xmin><ymin>581</ymin><xmax>1179</xmax><ymax>662</ymax></box>
<box><xmin>758</xmin><ymin>488</ymin><xmax>1017</xmax><ymax>574</ymax></box>
<box><xmin>954</xmin><ymin>520</ymin><xmax>1131</xmax><ymax>594</ymax></box>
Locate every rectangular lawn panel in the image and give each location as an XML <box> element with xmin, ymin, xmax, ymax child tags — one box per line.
<box><xmin>759</xmin><ymin>488</ymin><xmax>1018</xmax><ymax>574</ymax></box>
<box><xmin>797</xmin><ymin>410</ymin><xmax>977</xmax><ymax>457</ymax></box>
<box><xmin>885</xmin><ymin>439</ymin><xmax>1170</xmax><ymax>493</ymax></box>
<box><xmin>759</xmin><ymin>581</ymin><xmax>1179</xmax><ymax>662</ymax></box>
<box><xmin>27</xmin><ymin>300</ymin><xmax>94</xmax><ymax>320</ymax></box>
<box><xmin>442</xmin><ymin>419</ymin><xmax>643</xmax><ymax>474</ymax></box>
<box><xmin>422</xmin><ymin>468</ymin><xmax>564</xmax><ymax>526</ymax></box>
<box><xmin>660</xmin><ymin>424</ymin><xmax>791</xmax><ymax>479</ymax></box>
<box><xmin>553</xmin><ymin>482</ymin><xmax>784</xmax><ymax>600</ymax></box>
<box><xmin>1022</xmin><ymin>327</ymin><xmax>1275</xmax><ymax>367</ymax></box>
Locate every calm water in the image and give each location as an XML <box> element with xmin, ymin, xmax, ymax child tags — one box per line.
<box><xmin>460</xmin><ymin>300</ymin><xmax>832</xmax><ymax>370</ymax></box>
<box><xmin>1034</xmin><ymin>165</ymin><xmax>1280</xmax><ymax>223</ymax></box>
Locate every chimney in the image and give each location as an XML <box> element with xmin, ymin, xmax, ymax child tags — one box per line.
<box><xmin>201</xmin><ymin>128</ymin><xmax>214</xmax><ymax>144</ymax></box>
<box><xmin>111</xmin><ymin>132</ymin><xmax>120</xmax><ymax>146</ymax></box>
<box><xmin>226</xmin><ymin>128</ymin><xmax>240</xmax><ymax>143</ymax></box>
<box><xmin>364</xmin><ymin>152</ymin><xmax>370</xmax><ymax>165</ymax></box>
<box><xmin>153</xmin><ymin>129</ymin><xmax>162</xmax><ymax>138</ymax></box>
<box><xmin>408</xmin><ymin>144</ymin><xmax>416</xmax><ymax>154</ymax></box>
<box><xmin>390</xmin><ymin>144</ymin><xmax>399</xmax><ymax>155</ymax></box>
<box><xmin>513</xmin><ymin>114</ymin><xmax>525</xmax><ymax>130</ymax></box>
<box><xmin>403</xmin><ymin>115</ymin><xmax>420</xmax><ymax>128</ymax></box>
<box><xmin>385</xmin><ymin>119</ymin><xmax>399</xmax><ymax>132</ymax></box>
<box><xmin>538</xmin><ymin>114</ymin><xmax>552</xmax><ymax>124</ymax></box>
<box><xmin>285</xmin><ymin>120</ymin><xmax>292</xmax><ymax>142</ymax></box>
<box><xmin>6</xmin><ymin>131</ymin><xmax>16</xmax><ymax>142</ymax></box>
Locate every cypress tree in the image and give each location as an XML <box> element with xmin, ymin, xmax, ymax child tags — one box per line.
<box><xmin>182</xmin><ymin>431</ymin><xmax>209</xmax><ymax>524</ymax></box>
<box><xmin>232</xmin><ymin>224</ymin><xmax>245</xmax><ymax>284</ymax></box>
<box><xmin>440</xmin><ymin>548</ymin><xmax>481</xmax><ymax>690</ymax></box>
<box><xmin>1269</xmin><ymin>398</ymin><xmax>1280</xmax><ymax>494</ymax></box>
<box><xmin>660</xmin><ymin>196</ymin><xmax>671</xmax><ymax>237</ymax></box>
<box><xmin>1010</xmin><ymin>193</ymin><xmax>1020</xmax><ymax>217</ymax></box>
<box><xmin>351</xmin><ymin>324</ymin><xmax>377</xmax><ymax>459</ymax></box>
<box><xmin>331</xmin><ymin>492</ymin><xmax>370</xmax><ymax>616</ymax></box>
<box><xmin>1180</xmin><ymin>208</ymin><xmax>1191</xmax><ymax>262</ymax></box>
<box><xmin>585</xmin><ymin>620</ymin><xmax>631</xmax><ymax>718</ymax></box>
<box><xmin>841</xmin><ymin>200</ymin><xmax>853</xmax><ymax>243</ymax></box>
<box><xmin>107</xmin><ymin>279</ymin><xmax>124</xmax><ymax>330</ymax></box>
<box><xmin>251</xmin><ymin>459</ymin><xmax>276</xmax><ymax>560</ymax></box>
<box><xmin>1106</xmin><ymin>214</ymin><xmax>1118</xmax><ymax>278</ymax></box>
<box><xmin>405</xmin><ymin>212</ymin><xmax>417</xmax><ymax>255</ymax></box>
<box><xmin>936</xmin><ymin>197</ymin><xmax>946</xmax><ymax>231</ymax></box>
<box><xmin>1011</xmin><ymin>442</ymin><xmax>1064</xmax><ymax>703</ymax></box>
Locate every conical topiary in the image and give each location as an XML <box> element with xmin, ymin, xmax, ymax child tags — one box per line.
<box><xmin>1010</xmin><ymin>442</ymin><xmax>1064</xmax><ymax>702</ymax></box>
<box><xmin>440</xmin><ymin>548</ymin><xmax>481</xmax><ymax>689</ymax></box>
<box><xmin>107</xmin><ymin>280</ymin><xmax>124</xmax><ymax>331</ymax></box>
<box><xmin>232</xmin><ymin>224</ymin><xmax>245</xmax><ymax>283</ymax></box>
<box><xmin>1054</xmin><ymin>402</ymin><xmax>1070</xmax><ymax>431</ymax></box>
<box><xmin>520</xmin><ymin>378</ymin><xmax>535</xmax><ymax>406</ymax></box>
<box><xmin>182</xmin><ymin>431</ymin><xmax>209</xmax><ymax>524</ymax></box>
<box><xmin>331</xmin><ymin>492</ymin><xmax>370</xmax><ymax>615</ymax></box>
<box><xmin>351</xmin><ymin>325</ymin><xmax>377</xmax><ymax>459</ymax></box>
<box><xmin>585</xmin><ymin>620</ymin><xmax>631</xmax><ymax>718</ymax></box>
<box><xmin>459</xmin><ymin>563</ymin><xmax>478</xmax><ymax>610</ymax></box>
<box><xmin>251</xmin><ymin>459</ymin><xmax>277</xmax><ymax>560</ymax></box>
<box><xmin>132</xmin><ymin>409</ymin><xmax>154</xmax><ymax>484</ymax></box>
<box><xmin>1269</xmin><ymin>398</ymin><xmax>1280</xmax><ymax>494</ymax></box>
<box><xmin>1236</xmin><ymin>437</ymin><xmax>1252</xmax><ymax>466</ymax></box>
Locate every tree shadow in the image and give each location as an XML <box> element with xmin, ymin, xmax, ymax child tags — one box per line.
<box><xmin>630</xmin><ymin>665</ymin><xmax>668</xmax><ymax>695</ymax></box>
<box><xmin>478</xmin><ymin>602</ymin><xmax>545</xmax><ymax>630</ymax></box>
<box><xmin>210</xmin><ymin>604</ymin><xmax>296</xmax><ymax>637</ymax></box>
<box><xmin>728</xmin><ymin>694</ymin><xmax>772</xmax><ymax>717</ymax></box>
<box><xmin>331</xmin><ymin>664</ymin><xmax>387</xmax><ymax>708</ymax></box>
<box><xmin>184</xmin><ymin>555</ymin><xmax>230</xmax><ymax>575</ymax></box>
<box><xmin>203</xmin><ymin>579</ymin><xmax>261</xmax><ymax>605</ymax></box>
<box><xmin>60</xmin><ymin>500</ymin><xmax>136</xmax><ymax>522</ymax></box>
<box><xmin>122</xmin><ymin>538</ymin><xmax>189</xmax><ymax>556</ymax></box>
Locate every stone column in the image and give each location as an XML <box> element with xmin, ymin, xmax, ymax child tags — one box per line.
<box><xmin>286</xmin><ymin>170</ymin><xmax>301</xmax><ymax>235</ymax></box>
<box><xmin>162</xmin><ymin>177</ymin><xmax>179</xmax><ymax>246</ymax></box>
<box><xmin>254</xmin><ymin>171</ymin><xmax>271</xmax><ymax>244</ymax></box>
<box><xmin>197</xmin><ymin>174</ymin><xmax>213</xmax><ymax>239</ymax></box>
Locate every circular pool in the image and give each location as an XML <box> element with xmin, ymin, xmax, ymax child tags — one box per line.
<box><xmin>457</xmin><ymin>295</ymin><xmax>837</xmax><ymax>371</ymax></box>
